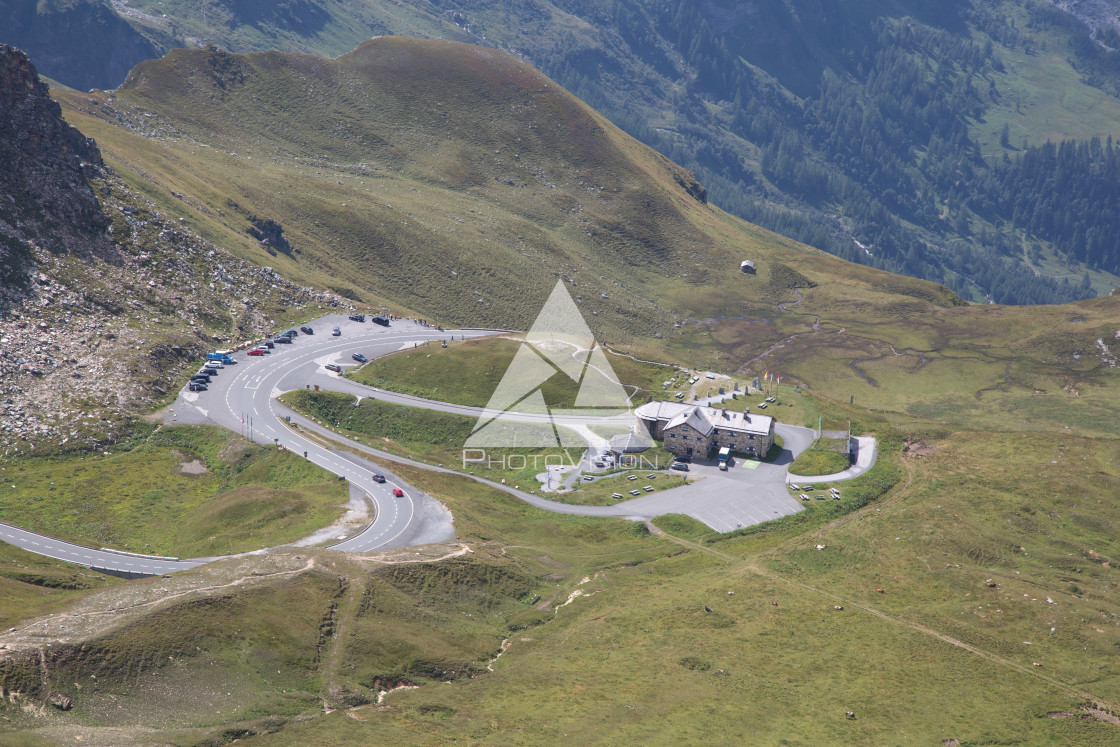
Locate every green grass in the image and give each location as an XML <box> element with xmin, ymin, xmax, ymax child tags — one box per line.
<box><xmin>551</xmin><ymin>469</ymin><xmax>689</xmax><ymax>506</ymax></box>
<box><xmin>51</xmin><ymin>39</ymin><xmax>1120</xmax><ymax>447</ymax></box>
<box><xmin>757</xmin><ymin>428</ymin><xmax>1120</xmax><ymax>707</ymax></box>
<box><xmin>790</xmin><ymin>446</ymin><xmax>851</xmax><ymax>477</ymax></box>
<box><xmin>0</xmin><ymin>425</ymin><xmax>348</xmax><ymax>557</ymax></box>
<box><xmin>14</xmin><ymin>30</ymin><xmax>1120</xmax><ymax>745</ymax></box>
<box><xmin>280</xmin><ymin>390</ymin><xmax>584</xmax><ymax>488</ymax></box>
<box><xmin>349</xmin><ymin>334</ymin><xmax>675</xmax><ymax>409</ymax></box>
<box><xmin>252</xmin><ymin>430</ymin><xmax>1120</xmax><ymax>745</ymax></box>
<box><xmin>349</xmin><ymin>336</ymin><xmax>525</xmax><ymax>408</ymax></box>
<box><xmin>8</xmin><ymin>407</ymin><xmax>1120</xmax><ymax>744</ymax></box>
<box><xmin>0</xmin><ymin>542</ymin><xmax>121</xmax><ymax>630</ymax></box>
<box><xmin>651</xmin><ymin>513</ymin><xmax>715</xmax><ymax>541</ymax></box>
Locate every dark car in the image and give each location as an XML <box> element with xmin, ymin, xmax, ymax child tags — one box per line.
<box><xmin>188</xmin><ymin>382</ymin><xmax>208</xmax><ymax>392</ymax></box>
<box><xmin>262</xmin><ymin>340</ymin><xmax>274</xmax><ymax>349</ymax></box>
<box><xmin>300</xmin><ymin>326</ymin><xmax>314</xmax><ymax>335</ymax></box>
<box><xmin>324</xmin><ymin>363</ymin><xmax>341</xmax><ymax>373</ymax></box>
<box><xmin>352</xmin><ymin>353</ymin><xmax>368</xmax><ymax>363</ymax></box>
<box><xmin>190</xmin><ymin>377</ymin><xmax>211</xmax><ymax>385</ymax></box>
<box><xmin>371</xmin><ymin>316</ymin><xmax>390</xmax><ymax>327</ymax></box>
<box><xmin>670</xmin><ymin>461</ymin><xmax>689</xmax><ymax>472</ymax></box>
<box><xmin>372</xmin><ymin>474</ymin><xmax>386</xmax><ymax>483</ymax></box>
<box><xmin>392</xmin><ymin>488</ymin><xmax>404</xmax><ymax>497</ymax></box>
<box><xmin>273</xmin><ymin>336</ymin><xmax>292</xmax><ymax>344</ymax></box>
<box><xmin>196</xmin><ymin>369</ymin><xmax>215</xmax><ymax>377</ymax></box>
<box><xmin>349</xmin><ymin>313</ymin><xmax>365</xmax><ymax>322</ymax></box>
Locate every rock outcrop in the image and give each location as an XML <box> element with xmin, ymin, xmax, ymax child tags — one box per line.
<box><xmin>0</xmin><ymin>44</ymin><xmax>113</xmax><ymax>305</ymax></box>
<box><xmin>0</xmin><ymin>47</ymin><xmax>354</xmax><ymax>456</ymax></box>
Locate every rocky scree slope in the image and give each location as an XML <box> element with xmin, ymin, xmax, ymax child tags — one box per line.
<box><xmin>0</xmin><ymin>48</ymin><xmax>350</xmax><ymax>457</ymax></box>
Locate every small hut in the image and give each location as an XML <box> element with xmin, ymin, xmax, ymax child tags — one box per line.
<box><xmin>609</xmin><ymin>427</ymin><xmax>652</xmax><ymax>455</ymax></box>
<box><xmin>740</xmin><ymin>260</ymin><xmax>756</xmax><ymax>274</ymax></box>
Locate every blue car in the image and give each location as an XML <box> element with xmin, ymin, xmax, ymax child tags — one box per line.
<box><xmin>352</xmin><ymin>353</ymin><xmax>368</xmax><ymax>363</ymax></box>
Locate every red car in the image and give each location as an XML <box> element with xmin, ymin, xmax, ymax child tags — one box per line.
<box><xmin>247</xmin><ymin>348</ymin><xmax>265</xmax><ymax>356</ymax></box>
<box><xmin>392</xmin><ymin>488</ymin><xmax>404</xmax><ymax>497</ymax></box>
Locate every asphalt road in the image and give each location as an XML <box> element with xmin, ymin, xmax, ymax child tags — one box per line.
<box><xmin>172</xmin><ymin>315</ymin><xmax>495</xmax><ymax>554</ymax></box>
<box><xmin>0</xmin><ymin>318</ymin><xmax>492</xmax><ymax>576</ymax></box>
<box><xmin>0</xmin><ymin>313</ymin><xmax>878</xmax><ymax>574</ymax></box>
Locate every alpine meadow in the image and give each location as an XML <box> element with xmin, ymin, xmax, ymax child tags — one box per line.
<box><xmin>0</xmin><ymin>4</ymin><xmax>1118</xmax><ymax>747</ymax></box>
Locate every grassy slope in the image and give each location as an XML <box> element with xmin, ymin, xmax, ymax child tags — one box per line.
<box><xmin>51</xmin><ymin>38</ymin><xmax>1120</xmax><ymax>443</ymax></box>
<box><xmin>3</xmin><ymin>36</ymin><xmax>1117</xmax><ymax>744</ymax></box>
<box><xmin>255</xmin><ymin>434</ymin><xmax>1120</xmax><ymax>745</ymax></box>
<box><xmin>279</xmin><ymin>389</ymin><xmax>586</xmax><ymax>487</ymax></box>
<box><xmin>0</xmin><ymin>543</ymin><xmax>120</xmax><ymax>630</ymax></box>
<box><xmin>116</xmin><ymin>0</ymin><xmax>1120</xmax><ymax>298</ymax></box>
<box><xmin>789</xmin><ymin>448</ymin><xmax>851</xmax><ymax>477</ymax></box>
<box><xmin>0</xmin><ymin>460</ymin><xmax>672</xmax><ymax>742</ymax></box>
<box><xmin>4</xmin><ymin>404</ymin><xmax>1119</xmax><ymax>743</ymax></box>
<box><xmin>0</xmin><ymin>425</ymin><xmax>348</xmax><ymax>557</ymax></box>
<box><xmin>348</xmin><ymin>334</ymin><xmax>675</xmax><ymax>408</ymax></box>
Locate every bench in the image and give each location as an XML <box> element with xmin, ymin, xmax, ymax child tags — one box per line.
<box><xmin>643</xmin><ymin>486</ymin><xmax>654</xmax><ymax>492</ymax></box>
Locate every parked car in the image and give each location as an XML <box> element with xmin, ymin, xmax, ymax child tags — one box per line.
<box><xmin>372</xmin><ymin>474</ymin><xmax>386</xmax><ymax>483</ymax></box>
<box><xmin>332</xmin><ymin>326</ymin><xmax>341</xmax><ymax>336</ymax></box>
<box><xmin>188</xmin><ymin>382</ymin><xmax>207</xmax><ymax>392</ymax></box>
<box><xmin>349</xmin><ymin>313</ymin><xmax>365</xmax><ymax>322</ymax></box>
<box><xmin>371</xmin><ymin>316</ymin><xmax>390</xmax><ymax>327</ymax></box>
<box><xmin>274</xmin><ymin>336</ymin><xmax>292</xmax><ymax>344</ymax></box>
<box><xmin>352</xmin><ymin>353</ymin><xmax>368</xmax><ymax>363</ymax></box>
<box><xmin>205</xmin><ymin>360</ymin><xmax>223</xmax><ymax>369</ymax></box>
<box><xmin>247</xmin><ymin>348</ymin><xmax>265</xmax><ymax>356</ymax></box>
<box><xmin>283</xmin><ymin>329</ymin><xmax>298</xmax><ymax>337</ymax></box>
<box><xmin>325</xmin><ymin>363</ymin><xmax>342</xmax><ymax>372</ymax></box>
<box><xmin>190</xmin><ymin>377</ymin><xmax>211</xmax><ymax>385</ymax></box>
<box><xmin>392</xmin><ymin>488</ymin><xmax>404</xmax><ymax>497</ymax></box>
<box><xmin>300</xmin><ymin>326</ymin><xmax>314</xmax><ymax>334</ymax></box>
<box><xmin>670</xmin><ymin>462</ymin><xmax>689</xmax><ymax>472</ymax></box>
<box><xmin>262</xmin><ymin>340</ymin><xmax>275</xmax><ymax>349</ymax></box>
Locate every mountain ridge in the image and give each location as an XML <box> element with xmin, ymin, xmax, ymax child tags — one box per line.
<box><xmin>48</xmin><ymin>38</ymin><xmax>1120</xmax><ymax>444</ymax></box>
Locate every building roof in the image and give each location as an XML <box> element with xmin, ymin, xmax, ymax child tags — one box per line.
<box><xmin>700</xmin><ymin>406</ymin><xmax>772</xmax><ymax>437</ymax></box>
<box><xmin>635</xmin><ymin>401</ymin><xmax>692</xmax><ymax>422</ymax></box>
<box><xmin>665</xmin><ymin>406</ymin><xmax>716</xmax><ymax>436</ymax></box>
<box><xmin>609</xmin><ymin>430</ymin><xmax>652</xmax><ymax>453</ymax></box>
<box><xmin>638</xmin><ymin>401</ymin><xmax>773</xmax><ymax>438</ymax></box>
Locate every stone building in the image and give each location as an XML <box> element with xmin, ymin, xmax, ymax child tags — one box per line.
<box><xmin>635</xmin><ymin>401</ymin><xmax>775</xmax><ymax>459</ymax></box>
